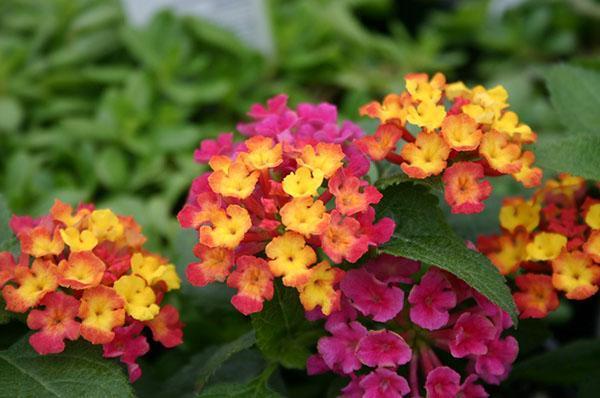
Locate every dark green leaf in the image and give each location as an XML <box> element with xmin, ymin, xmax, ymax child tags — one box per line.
<box><xmin>96</xmin><ymin>147</ymin><xmax>129</xmax><ymax>189</ymax></box>
<box><xmin>512</xmin><ymin>339</ymin><xmax>600</xmax><ymax>384</ymax></box>
<box><xmin>0</xmin><ymin>96</ymin><xmax>23</xmax><ymax>132</ymax></box>
<box><xmin>196</xmin><ymin>331</ymin><xmax>256</xmax><ymax>391</ymax></box>
<box><xmin>544</xmin><ymin>65</ymin><xmax>600</xmax><ymax>135</ymax></box>
<box><xmin>375</xmin><ymin>172</ymin><xmax>443</xmax><ymax>191</ymax></box>
<box><xmin>376</xmin><ymin>183</ymin><xmax>518</xmax><ymax>324</ymax></box>
<box><xmin>534</xmin><ymin>135</ymin><xmax>600</xmax><ymax>181</ymax></box>
<box><xmin>251</xmin><ymin>283</ymin><xmax>321</xmax><ymax>369</ymax></box>
<box><xmin>0</xmin><ymin>336</ymin><xmax>134</xmax><ymax>397</ymax></box>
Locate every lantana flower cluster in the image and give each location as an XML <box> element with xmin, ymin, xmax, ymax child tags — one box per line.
<box><xmin>358</xmin><ymin>72</ymin><xmax>542</xmax><ymax>214</ymax></box>
<box><xmin>478</xmin><ymin>173</ymin><xmax>600</xmax><ymax>319</ymax></box>
<box><xmin>178</xmin><ymin>95</ymin><xmax>395</xmax><ymax>316</ymax></box>
<box><xmin>0</xmin><ymin>200</ymin><xmax>183</xmax><ymax>381</ymax></box>
<box><xmin>307</xmin><ymin>254</ymin><xmax>517</xmax><ymax>398</ymax></box>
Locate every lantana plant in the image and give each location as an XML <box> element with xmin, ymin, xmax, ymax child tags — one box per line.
<box><xmin>178</xmin><ymin>95</ymin><xmax>394</xmax><ymax>316</ymax></box>
<box><xmin>358</xmin><ymin>72</ymin><xmax>542</xmax><ymax>214</ymax></box>
<box><xmin>0</xmin><ymin>200</ymin><xmax>183</xmax><ymax>381</ymax></box>
<box><xmin>478</xmin><ymin>173</ymin><xmax>600</xmax><ymax>319</ymax></box>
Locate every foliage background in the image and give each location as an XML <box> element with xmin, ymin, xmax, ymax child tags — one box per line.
<box><xmin>0</xmin><ymin>0</ymin><xmax>599</xmax><ymax>396</ymax></box>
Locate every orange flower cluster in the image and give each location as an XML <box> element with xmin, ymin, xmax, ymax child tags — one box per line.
<box><xmin>477</xmin><ymin>174</ymin><xmax>600</xmax><ymax>319</ymax></box>
<box><xmin>0</xmin><ymin>200</ymin><xmax>183</xmax><ymax>381</ymax></box>
<box><xmin>358</xmin><ymin>73</ymin><xmax>542</xmax><ymax>214</ymax></box>
<box><xmin>179</xmin><ymin>132</ymin><xmax>394</xmax><ymax>316</ymax></box>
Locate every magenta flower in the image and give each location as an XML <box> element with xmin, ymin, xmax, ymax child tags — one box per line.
<box><xmin>474</xmin><ymin>336</ymin><xmax>519</xmax><ymax>385</ymax></box>
<box><xmin>340</xmin><ymin>268</ymin><xmax>404</xmax><ymax>322</ymax></box>
<box><xmin>365</xmin><ymin>253</ymin><xmax>420</xmax><ymax>284</ymax></box>
<box><xmin>341</xmin><ymin>376</ymin><xmax>364</xmax><ymax>398</ymax></box>
<box><xmin>460</xmin><ymin>375</ymin><xmax>489</xmax><ymax>398</ymax></box>
<box><xmin>450</xmin><ymin>313</ymin><xmax>496</xmax><ymax>358</ymax></box>
<box><xmin>306</xmin><ymin>354</ymin><xmax>329</xmax><ymax>375</ymax></box>
<box><xmin>193</xmin><ymin>133</ymin><xmax>234</xmax><ymax>164</ymax></box>
<box><xmin>425</xmin><ymin>366</ymin><xmax>461</xmax><ymax>398</ymax></box>
<box><xmin>317</xmin><ymin>320</ymin><xmax>367</xmax><ymax>374</ymax></box>
<box><xmin>356</xmin><ymin>330</ymin><xmax>412</xmax><ymax>368</ymax></box>
<box><xmin>360</xmin><ymin>368</ymin><xmax>410</xmax><ymax>398</ymax></box>
<box><xmin>102</xmin><ymin>322</ymin><xmax>150</xmax><ymax>382</ymax></box>
<box><xmin>408</xmin><ymin>268</ymin><xmax>457</xmax><ymax>330</ymax></box>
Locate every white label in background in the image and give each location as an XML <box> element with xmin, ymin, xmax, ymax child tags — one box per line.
<box><xmin>121</xmin><ymin>0</ymin><xmax>274</xmax><ymax>56</ymax></box>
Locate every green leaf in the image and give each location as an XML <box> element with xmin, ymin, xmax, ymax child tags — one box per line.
<box><xmin>251</xmin><ymin>283</ymin><xmax>321</xmax><ymax>369</ymax></box>
<box><xmin>198</xmin><ymin>379</ymin><xmax>282</xmax><ymax>398</ymax></box>
<box><xmin>511</xmin><ymin>339</ymin><xmax>600</xmax><ymax>384</ymax></box>
<box><xmin>375</xmin><ymin>172</ymin><xmax>443</xmax><ymax>191</ymax></box>
<box><xmin>196</xmin><ymin>331</ymin><xmax>256</xmax><ymax>391</ymax></box>
<box><xmin>0</xmin><ymin>336</ymin><xmax>134</xmax><ymax>397</ymax></box>
<box><xmin>0</xmin><ymin>96</ymin><xmax>23</xmax><ymax>132</ymax></box>
<box><xmin>0</xmin><ymin>194</ymin><xmax>13</xmax><ymax>247</ymax></box>
<box><xmin>544</xmin><ymin>65</ymin><xmax>600</xmax><ymax>135</ymax></box>
<box><xmin>376</xmin><ymin>182</ymin><xmax>518</xmax><ymax>324</ymax></box>
<box><xmin>95</xmin><ymin>147</ymin><xmax>129</xmax><ymax>189</ymax></box>
<box><xmin>534</xmin><ymin>135</ymin><xmax>600</xmax><ymax>181</ymax></box>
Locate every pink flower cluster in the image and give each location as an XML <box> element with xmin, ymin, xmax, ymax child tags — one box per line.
<box><xmin>193</xmin><ymin>94</ymin><xmax>370</xmax><ymax>175</ymax></box>
<box><xmin>307</xmin><ymin>254</ymin><xmax>518</xmax><ymax>397</ymax></box>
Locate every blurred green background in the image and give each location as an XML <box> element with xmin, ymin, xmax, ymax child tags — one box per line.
<box><xmin>0</xmin><ymin>0</ymin><xmax>599</xmax><ymax>396</ymax></box>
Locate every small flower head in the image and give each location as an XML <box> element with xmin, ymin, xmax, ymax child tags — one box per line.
<box><xmin>340</xmin><ymin>268</ymin><xmax>404</xmax><ymax>322</ymax></box>
<box><xmin>145</xmin><ymin>304</ymin><xmax>184</xmax><ymax>348</ymax></box>
<box><xmin>329</xmin><ymin>169</ymin><xmax>383</xmax><ymax>216</ymax></box>
<box><xmin>60</xmin><ymin>227</ymin><xmax>98</xmax><ymax>253</ymax></box>
<box><xmin>479</xmin><ymin>131</ymin><xmax>522</xmax><ymax>174</ymax></box>
<box><xmin>441</xmin><ymin>114</ymin><xmax>482</xmax><ymax>151</ymax></box>
<box><xmin>526</xmin><ymin>232</ymin><xmax>567</xmax><ymax>261</ymax></box>
<box><xmin>356</xmin><ymin>330</ymin><xmax>412</xmax><ymax>368</ymax></box>
<box><xmin>297</xmin><ymin>261</ymin><xmax>344</xmax><ymax>316</ymax></box>
<box><xmin>226</xmin><ymin>255</ymin><xmax>274</xmax><ymax>315</ymax></box>
<box><xmin>282</xmin><ymin>166</ymin><xmax>324</xmax><ymax>198</ymax></box>
<box><xmin>360</xmin><ymin>368</ymin><xmax>410</xmax><ymax>398</ymax></box>
<box><xmin>449</xmin><ymin>313</ymin><xmax>496</xmax><ymax>358</ymax></box>
<box><xmin>130</xmin><ymin>253</ymin><xmax>180</xmax><ymax>290</ymax></box>
<box><xmin>492</xmin><ymin>111</ymin><xmax>536</xmax><ymax>143</ymax></box>
<box><xmin>280</xmin><ymin>197</ymin><xmax>330</xmax><ymax>236</ymax></box>
<box><xmin>355</xmin><ymin>122</ymin><xmax>403</xmax><ymax>161</ymax></box>
<box><xmin>513</xmin><ymin>274</ymin><xmax>559</xmax><ymax>319</ymax></box>
<box><xmin>552</xmin><ymin>251</ymin><xmax>600</xmax><ymax>300</ymax></box>
<box><xmin>443</xmin><ymin>162</ymin><xmax>492</xmax><ymax>214</ymax></box>
<box><xmin>19</xmin><ymin>226</ymin><xmax>64</xmax><ymax>257</ymax></box>
<box><xmin>499</xmin><ymin>198</ymin><xmax>540</xmax><ymax>233</ymax></box>
<box><xmin>425</xmin><ymin>367</ymin><xmax>461</xmax><ymax>398</ymax></box>
<box><xmin>585</xmin><ymin>203</ymin><xmax>600</xmax><ymax>230</ymax></box>
<box><xmin>113</xmin><ymin>275</ymin><xmax>160</xmax><ymax>321</ymax></box>
<box><xmin>79</xmin><ymin>285</ymin><xmax>126</xmax><ymax>344</ymax></box>
<box><xmin>297</xmin><ymin>142</ymin><xmax>345</xmax><ymax>178</ymax></box>
<box><xmin>242</xmin><ymin>135</ymin><xmax>283</xmax><ymax>170</ymax></box>
<box><xmin>408</xmin><ymin>268</ymin><xmax>457</xmax><ymax>330</ymax></box>
<box><xmin>186</xmin><ymin>245</ymin><xmax>233</xmax><ymax>287</ymax></box>
<box><xmin>359</xmin><ymin>93</ymin><xmax>411</xmax><ymax>124</ymax></box>
<box><xmin>199</xmin><ymin>205</ymin><xmax>252</xmax><ymax>249</ymax></box>
<box><xmin>57</xmin><ymin>251</ymin><xmax>105</xmax><ymax>290</ymax></box>
<box><xmin>401</xmin><ymin>131</ymin><xmax>450</xmax><ymax>179</ymax></box>
<box><xmin>265</xmin><ymin>232</ymin><xmax>316</xmax><ymax>287</ymax></box>
<box><xmin>102</xmin><ymin>322</ymin><xmax>149</xmax><ymax>382</ymax></box>
<box><xmin>208</xmin><ymin>156</ymin><xmax>260</xmax><ymax>199</ymax></box>
<box><xmin>512</xmin><ymin>151</ymin><xmax>542</xmax><ymax>188</ymax></box>
<box><xmin>2</xmin><ymin>259</ymin><xmax>59</xmax><ymax>313</ymax></box>
<box><xmin>584</xmin><ymin>231</ymin><xmax>600</xmax><ymax>263</ymax></box>
<box><xmin>27</xmin><ymin>291</ymin><xmax>80</xmax><ymax>354</ymax></box>
<box><xmin>407</xmin><ymin>100</ymin><xmax>446</xmax><ymax>131</ymax></box>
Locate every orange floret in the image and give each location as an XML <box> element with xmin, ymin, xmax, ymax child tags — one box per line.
<box><xmin>50</xmin><ymin>199</ymin><xmax>89</xmax><ymax>227</ymax></box>
<box><xmin>57</xmin><ymin>251</ymin><xmax>105</xmax><ymax>290</ymax></box>
<box><xmin>359</xmin><ymin>93</ymin><xmax>411</xmax><ymax>124</ymax></box>
<box><xmin>60</xmin><ymin>227</ymin><xmax>98</xmax><ymax>253</ymax></box>
<box><xmin>355</xmin><ymin>122</ymin><xmax>403</xmax><ymax>161</ymax></box>
<box><xmin>265</xmin><ymin>232</ymin><xmax>316</xmax><ymax>287</ymax></box>
<box><xmin>19</xmin><ymin>226</ymin><xmax>64</xmax><ymax>257</ymax></box>
<box><xmin>199</xmin><ymin>205</ymin><xmax>252</xmax><ymax>249</ymax></box>
<box><xmin>552</xmin><ymin>251</ymin><xmax>600</xmax><ymax>300</ymax></box>
<box><xmin>226</xmin><ymin>255</ymin><xmax>274</xmax><ymax>315</ymax></box>
<box><xmin>492</xmin><ymin>111</ymin><xmax>537</xmax><ymax>143</ymax></box>
<box><xmin>405</xmin><ymin>72</ymin><xmax>446</xmax><ymax>103</ymax></box>
<box><xmin>79</xmin><ymin>285</ymin><xmax>125</xmax><ymax>344</ymax></box>
<box><xmin>479</xmin><ymin>131</ymin><xmax>522</xmax><ymax>174</ymax></box>
<box><xmin>328</xmin><ymin>170</ymin><xmax>382</xmax><ymax>216</ymax></box>
<box><xmin>280</xmin><ymin>197</ymin><xmax>330</xmax><ymax>237</ymax></box>
<box><xmin>208</xmin><ymin>155</ymin><xmax>260</xmax><ymax>199</ymax></box>
<box><xmin>2</xmin><ymin>259</ymin><xmax>59</xmax><ymax>313</ymax></box>
<box><xmin>486</xmin><ymin>231</ymin><xmax>528</xmax><ymax>275</ymax></box>
<box><xmin>512</xmin><ymin>151</ymin><xmax>542</xmax><ymax>188</ymax></box>
<box><xmin>513</xmin><ymin>274</ymin><xmax>559</xmax><ymax>319</ymax></box>
<box><xmin>442</xmin><ymin>162</ymin><xmax>492</xmax><ymax>214</ymax></box>
<box><xmin>186</xmin><ymin>245</ymin><xmax>234</xmax><ymax>287</ymax></box>
<box><xmin>584</xmin><ymin>231</ymin><xmax>600</xmax><ymax>263</ymax></box>
<box><xmin>242</xmin><ymin>135</ymin><xmax>283</xmax><ymax>171</ymax></box>
<box><xmin>297</xmin><ymin>261</ymin><xmax>344</xmax><ymax>315</ymax></box>
<box><xmin>440</xmin><ymin>113</ymin><xmax>482</xmax><ymax>151</ymax></box>
<box><xmin>297</xmin><ymin>143</ymin><xmax>345</xmax><ymax>178</ymax></box>
<box><xmin>400</xmin><ymin>131</ymin><xmax>450</xmax><ymax>178</ymax></box>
